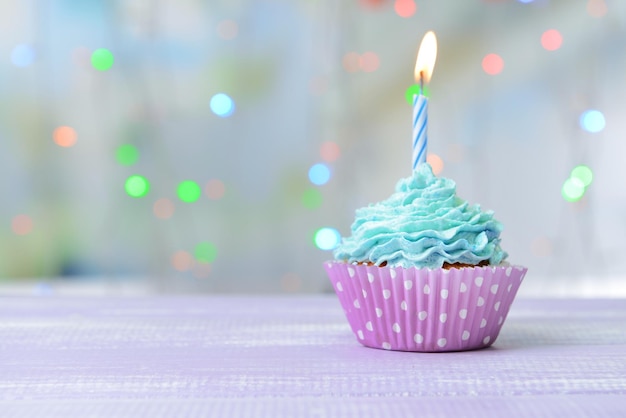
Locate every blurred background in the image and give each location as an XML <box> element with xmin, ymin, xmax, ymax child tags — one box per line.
<box><xmin>1</xmin><ymin>0</ymin><xmax>625</xmax><ymax>297</ymax></box>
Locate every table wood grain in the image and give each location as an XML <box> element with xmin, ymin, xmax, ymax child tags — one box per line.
<box><xmin>1</xmin><ymin>296</ymin><xmax>625</xmax><ymax>417</ymax></box>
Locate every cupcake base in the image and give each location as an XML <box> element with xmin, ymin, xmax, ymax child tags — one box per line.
<box><xmin>324</xmin><ymin>261</ymin><xmax>527</xmax><ymax>352</ymax></box>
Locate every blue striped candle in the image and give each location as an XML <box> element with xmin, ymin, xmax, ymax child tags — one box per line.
<box><xmin>412</xmin><ymin>90</ymin><xmax>428</xmax><ymax>169</ymax></box>
<box><xmin>411</xmin><ymin>31</ymin><xmax>437</xmax><ymax>171</ymax></box>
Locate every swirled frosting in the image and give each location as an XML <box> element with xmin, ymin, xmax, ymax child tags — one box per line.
<box><xmin>333</xmin><ymin>163</ymin><xmax>508</xmax><ymax>269</ymax></box>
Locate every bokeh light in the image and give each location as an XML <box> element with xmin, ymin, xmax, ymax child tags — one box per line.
<box><xmin>11</xmin><ymin>44</ymin><xmax>35</xmax><ymax>67</ymax></box>
<box><xmin>541</xmin><ymin>29</ymin><xmax>562</xmax><ymax>51</ymax></box>
<box><xmin>192</xmin><ymin>261</ymin><xmax>211</xmax><ymax>278</ymax></box>
<box><xmin>125</xmin><ymin>175</ymin><xmax>150</xmax><ymax>198</ymax></box>
<box><xmin>302</xmin><ymin>188</ymin><xmax>323</xmax><ymax>209</ymax></box>
<box><xmin>115</xmin><ymin>144</ymin><xmax>139</xmax><ymax>166</ymax></box>
<box><xmin>320</xmin><ymin>141</ymin><xmax>340</xmax><ymax>162</ymax></box>
<box><xmin>360</xmin><ymin>52</ymin><xmax>380</xmax><ymax>72</ymax></box>
<box><xmin>91</xmin><ymin>48</ymin><xmax>114</xmax><ymax>71</ymax></box>
<box><xmin>308</xmin><ymin>163</ymin><xmax>331</xmax><ymax>186</ymax></box>
<box><xmin>482</xmin><ymin>53</ymin><xmax>504</xmax><ymax>75</ymax></box>
<box><xmin>11</xmin><ymin>214</ymin><xmax>33</xmax><ymax>236</ymax></box>
<box><xmin>177</xmin><ymin>180</ymin><xmax>201</xmax><ymax>203</ymax></box>
<box><xmin>216</xmin><ymin>19</ymin><xmax>238</xmax><ymax>40</ymax></box>
<box><xmin>153</xmin><ymin>198</ymin><xmax>175</xmax><ymax>219</ymax></box>
<box><xmin>342</xmin><ymin>52</ymin><xmax>360</xmax><ymax>73</ymax></box>
<box><xmin>205</xmin><ymin>179</ymin><xmax>225</xmax><ymax>200</ymax></box>
<box><xmin>210</xmin><ymin>93</ymin><xmax>235</xmax><ymax>117</ymax></box>
<box><xmin>53</xmin><ymin>126</ymin><xmax>77</xmax><ymax>148</ymax></box>
<box><xmin>580</xmin><ymin>109</ymin><xmax>605</xmax><ymax>133</ymax></box>
<box><xmin>195</xmin><ymin>242</ymin><xmax>217</xmax><ymax>263</ymax></box>
<box><xmin>562</xmin><ymin>177</ymin><xmax>585</xmax><ymax>202</ymax></box>
<box><xmin>171</xmin><ymin>250</ymin><xmax>193</xmax><ymax>272</ymax></box>
<box><xmin>587</xmin><ymin>0</ymin><xmax>607</xmax><ymax>17</ymax></box>
<box><xmin>426</xmin><ymin>153</ymin><xmax>444</xmax><ymax>175</ymax></box>
<box><xmin>518</xmin><ymin>0</ymin><xmax>534</xmax><ymax>3</ymax></box>
<box><xmin>394</xmin><ymin>0</ymin><xmax>417</xmax><ymax>18</ymax></box>
<box><xmin>314</xmin><ymin>227</ymin><xmax>341</xmax><ymax>250</ymax></box>
<box><xmin>571</xmin><ymin>165</ymin><xmax>593</xmax><ymax>187</ymax></box>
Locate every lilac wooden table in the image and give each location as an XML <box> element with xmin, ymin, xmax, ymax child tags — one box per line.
<box><xmin>1</xmin><ymin>296</ymin><xmax>625</xmax><ymax>418</ymax></box>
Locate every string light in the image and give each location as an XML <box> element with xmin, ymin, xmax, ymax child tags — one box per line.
<box><xmin>177</xmin><ymin>180</ymin><xmax>201</xmax><ymax>203</ymax></box>
<box><xmin>194</xmin><ymin>242</ymin><xmax>217</xmax><ymax>263</ymax></box>
<box><xmin>482</xmin><ymin>53</ymin><xmax>504</xmax><ymax>75</ymax></box>
<box><xmin>115</xmin><ymin>144</ymin><xmax>139</xmax><ymax>166</ymax></box>
<box><xmin>53</xmin><ymin>126</ymin><xmax>77</xmax><ymax>148</ymax></box>
<box><xmin>308</xmin><ymin>163</ymin><xmax>331</xmax><ymax>186</ymax></box>
<box><xmin>314</xmin><ymin>227</ymin><xmax>341</xmax><ymax>250</ymax></box>
<box><xmin>210</xmin><ymin>93</ymin><xmax>235</xmax><ymax>117</ymax></box>
<box><xmin>125</xmin><ymin>175</ymin><xmax>150</xmax><ymax>198</ymax></box>
<box><xmin>91</xmin><ymin>48</ymin><xmax>114</xmax><ymax>71</ymax></box>
<box><xmin>580</xmin><ymin>110</ymin><xmax>605</xmax><ymax>133</ymax></box>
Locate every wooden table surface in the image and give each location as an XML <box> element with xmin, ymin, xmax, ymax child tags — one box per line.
<box><xmin>1</xmin><ymin>296</ymin><xmax>625</xmax><ymax>417</ymax></box>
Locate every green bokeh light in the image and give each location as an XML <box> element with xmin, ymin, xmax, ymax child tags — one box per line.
<box><xmin>125</xmin><ymin>175</ymin><xmax>150</xmax><ymax>198</ymax></box>
<box><xmin>302</xmin><ymin>188</ymin><xmax>323</xmax><ymax>209</ymax></box>
<box><xmin>570</xmin><ymin>165</ymin><xmax>593</xmax><ymax>187</ymax></box>
<box><xmin>405</xmin><ymin>84</ymin><xmax>430</xmax><ymax>104</ymax></box>
<box><xmin>195</xmin><ymin>242</ymin><xmax>217</xmax><ymax>263</ymax></box>
<box><xmin>562</xmin><ymin>177</ymin><xmax>585</xmax><ymax>202</ymax></box>
<box><xmin>116</xmin><ymin>144</ymin><xmax>139</xmax><ymax>166</ymax></box>
<box><xmin>177</xmin><ymin>180</ymin><xmax>201</xmax><ymax>203</ymax></box>
<box><xmin>91</xmin><ymin>48</ymin><xmax>114</xmax><ymax>71</ymax></box>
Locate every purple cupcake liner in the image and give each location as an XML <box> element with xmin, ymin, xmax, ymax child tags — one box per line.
<box><xmin>324</xmin><ymin>261</ymin><xmax>527</xmax><ymax>352</ymax></box>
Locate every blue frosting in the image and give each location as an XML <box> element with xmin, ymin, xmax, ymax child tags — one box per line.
<box><xmin>333</xmin><ymin>163</ymin><xmax>508</xmax><ymax>268</ymax></box>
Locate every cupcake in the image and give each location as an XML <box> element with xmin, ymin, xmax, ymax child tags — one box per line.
<box><xmin>324</xmin><ymin>163</ymin><xmax>527</xmax><ymax>352</ymax></box>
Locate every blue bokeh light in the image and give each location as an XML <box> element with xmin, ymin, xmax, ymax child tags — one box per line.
<box><xmin>518</xmin><ymin>0</ymin><xmax>534</xmax><ymax>3</ymax></box>
<box><xmin>580</xmin><ymin>110</ymin><xmax>605</xmax><ymax>133</ymax></box>
<box><xmin>11</xmin><ymin>44</ymin><xmax>35</xmax><ymax>67</ymax></box>
<box><xmin>314</xmin><ymin>227</ymin><xmax>341</xmax><ymax>250</ymax></box>
<box><xmin>210</xmin><ymin>93</ymin><xmax>235</xmax><ymax>117</ymax></box>
<box><xmin>308</xmin><ymin>163</ymin><xmax>331</xmax><ymax>186</ymax></box>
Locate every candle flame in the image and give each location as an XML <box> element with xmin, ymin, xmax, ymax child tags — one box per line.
<box><xmin>414</xmin><ymin>31</ymin><xmax>437</xmax><ymax>84</ymax></box>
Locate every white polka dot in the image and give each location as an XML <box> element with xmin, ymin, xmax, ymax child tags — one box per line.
<box><xmin>462</xmin><ymin>330</ymin><xmax>470</xmax><ymax>340</ymax></box>
<box><xmin>366</xmin><ymin>321</ymin><xmax>373</xmax><ymax>331</ymax></box>
<box><xmin>404</xmin><ymin>280</ymin><xmax>413</xmax><ymax>290</ymax></box>
<box><xmin>336</xmin><ymin>282</ymin><xmax>343</xmax><ymax>292</ymax></box>
<box><xmin>357</xmin><ymin>330</ymin><xmax>364</xmax><ymax>340</ymax></box>
<box><xmin>498</xmin><ymin>316</ymin><xmax>503</xmax><ymax>325</ymax></box>
<box><xmin>507</xmin><ymin>284</ymin><xmax>513</xmax><ymax>292</ymax></box>
<box><xmin>353</xmin><ymin>299</ymin><xmax>360</xmax><ymax>308</ymax></box>
<box><xmin>414</xmin><ymin>333</ymin><xmax>424</xmax><ymax>343</ymax></box>
<box><xmin>383</xmin><ymin>289</ymin><xmax>391</xmax><ymax>299</ymax></box>
<box><xmin>460</xmin><ymin>282</ymin><xmax>468</xmax><ymax>293</ymax></box>
<box><xmin>459</xmin><ymin>309</ymin><xmax>468</xmax><ymax>319</ymax></box>
<box><xmin>490</xmin><ymin>284</ymin><xmax>499</xmax><ymax>294</ymax></box>
<box><xmin>348</xmin><ymin>267</ymin><xmax>355</xmax><ymax>277</ymax></box>
<box><xmin>375</xmin><ymin>308</ymin><xmax>383</xmax><ymax>317</ymax></box>
<box><xmin>382</xmin><ymin>342</ymin><xmax>391</xmax><ymax>350</ymax></box>
<box><xmin>440</xmin><ymin>289</ymin><xmax>449</xmax><ymax>299</ymax></box>
<box><xmin>439</xmin><ymin>313</ymin><xmax>447</xmax><ymax>323</ymax></box>
<box><xmin>437</xmin><ymin>338</ymin><xmax>447</xmax><ymax>348</ymax></box>
<box><xmin>483</xmin><ymin>336</ymin><xmax>491</xmax><ymax>344</ymax></box>
<box><xmin>400</xmin><ymin>300</ymin><xmax>408</xmax><ymax>311</ymax></box>
<box><xmin>390</xmin><ymin>269</ymin><xmax>397</xmax><ymax>279</ymax></box>
<box><xmin>326</xmin><ymin>263</ymin><xmax>333</xmax><ymax>269</ymax></box>
<box><xmin>480</xmin><ymin>318</ymin><xmax>487</xmax><ymax>328</ymax></box>
<box><xmin>367</xmin><ymin>273</ymin><xmax>375</xmax><ymax>283</ymax></box>
<box><xmin>362</xmin><ymin>289</ymin><xmax>367</xmax><ymax>298</ymax></box>
<box><xmin>505</xmin><ymin>267</ymin><xmax>512</xmax><ymax>277</ymax></box>
<box><xmin>392</xmin><ymin>323</ymin><xmax>401</xmax><ymax>333</ymax></box>
<box><xmin>418</xmin><ymin>311</ymin><xmax>428</xmax><ymax>320</ymax></box>
<box><xmin>494</xmin><ymin>301</ymin><xmax>501</xmax><ymax>311</ymax></box>
<box><xmin>474</xmin><ymin>276</ymin><xmax>484</xmax><ymax>286</ymax></box>
<box><xmin>423</xmin><ymin>284</ymin><xmax>430</xmax><ymax>294</ymax></box>
<box><xmin>477</xmin><ymin>297</ymin><xmax>485</xmax><ymax>307</ymax></box>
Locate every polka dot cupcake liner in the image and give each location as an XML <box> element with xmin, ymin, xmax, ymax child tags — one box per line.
<box><xmin>324</xmin><ymin>261</ymin><xmax>527</xmax><ymax>352</ymax></box>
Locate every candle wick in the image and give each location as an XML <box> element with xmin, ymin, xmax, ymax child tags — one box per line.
<box><xmin>419</xmin><ymin>71</ymin><xmax>424</xmax><ymax>93</ymax></box>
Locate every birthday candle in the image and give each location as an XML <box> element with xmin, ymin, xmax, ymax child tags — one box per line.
<box><xmin>411</xmin><ymin>31</ymin><xmax>437</xmax><ymax>170</ymax></box>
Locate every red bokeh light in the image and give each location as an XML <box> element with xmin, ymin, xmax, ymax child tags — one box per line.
<box><xmin>482</xmin><ymin>53</ymin><xmax>504</xmax><ymax>75</ymax></box>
